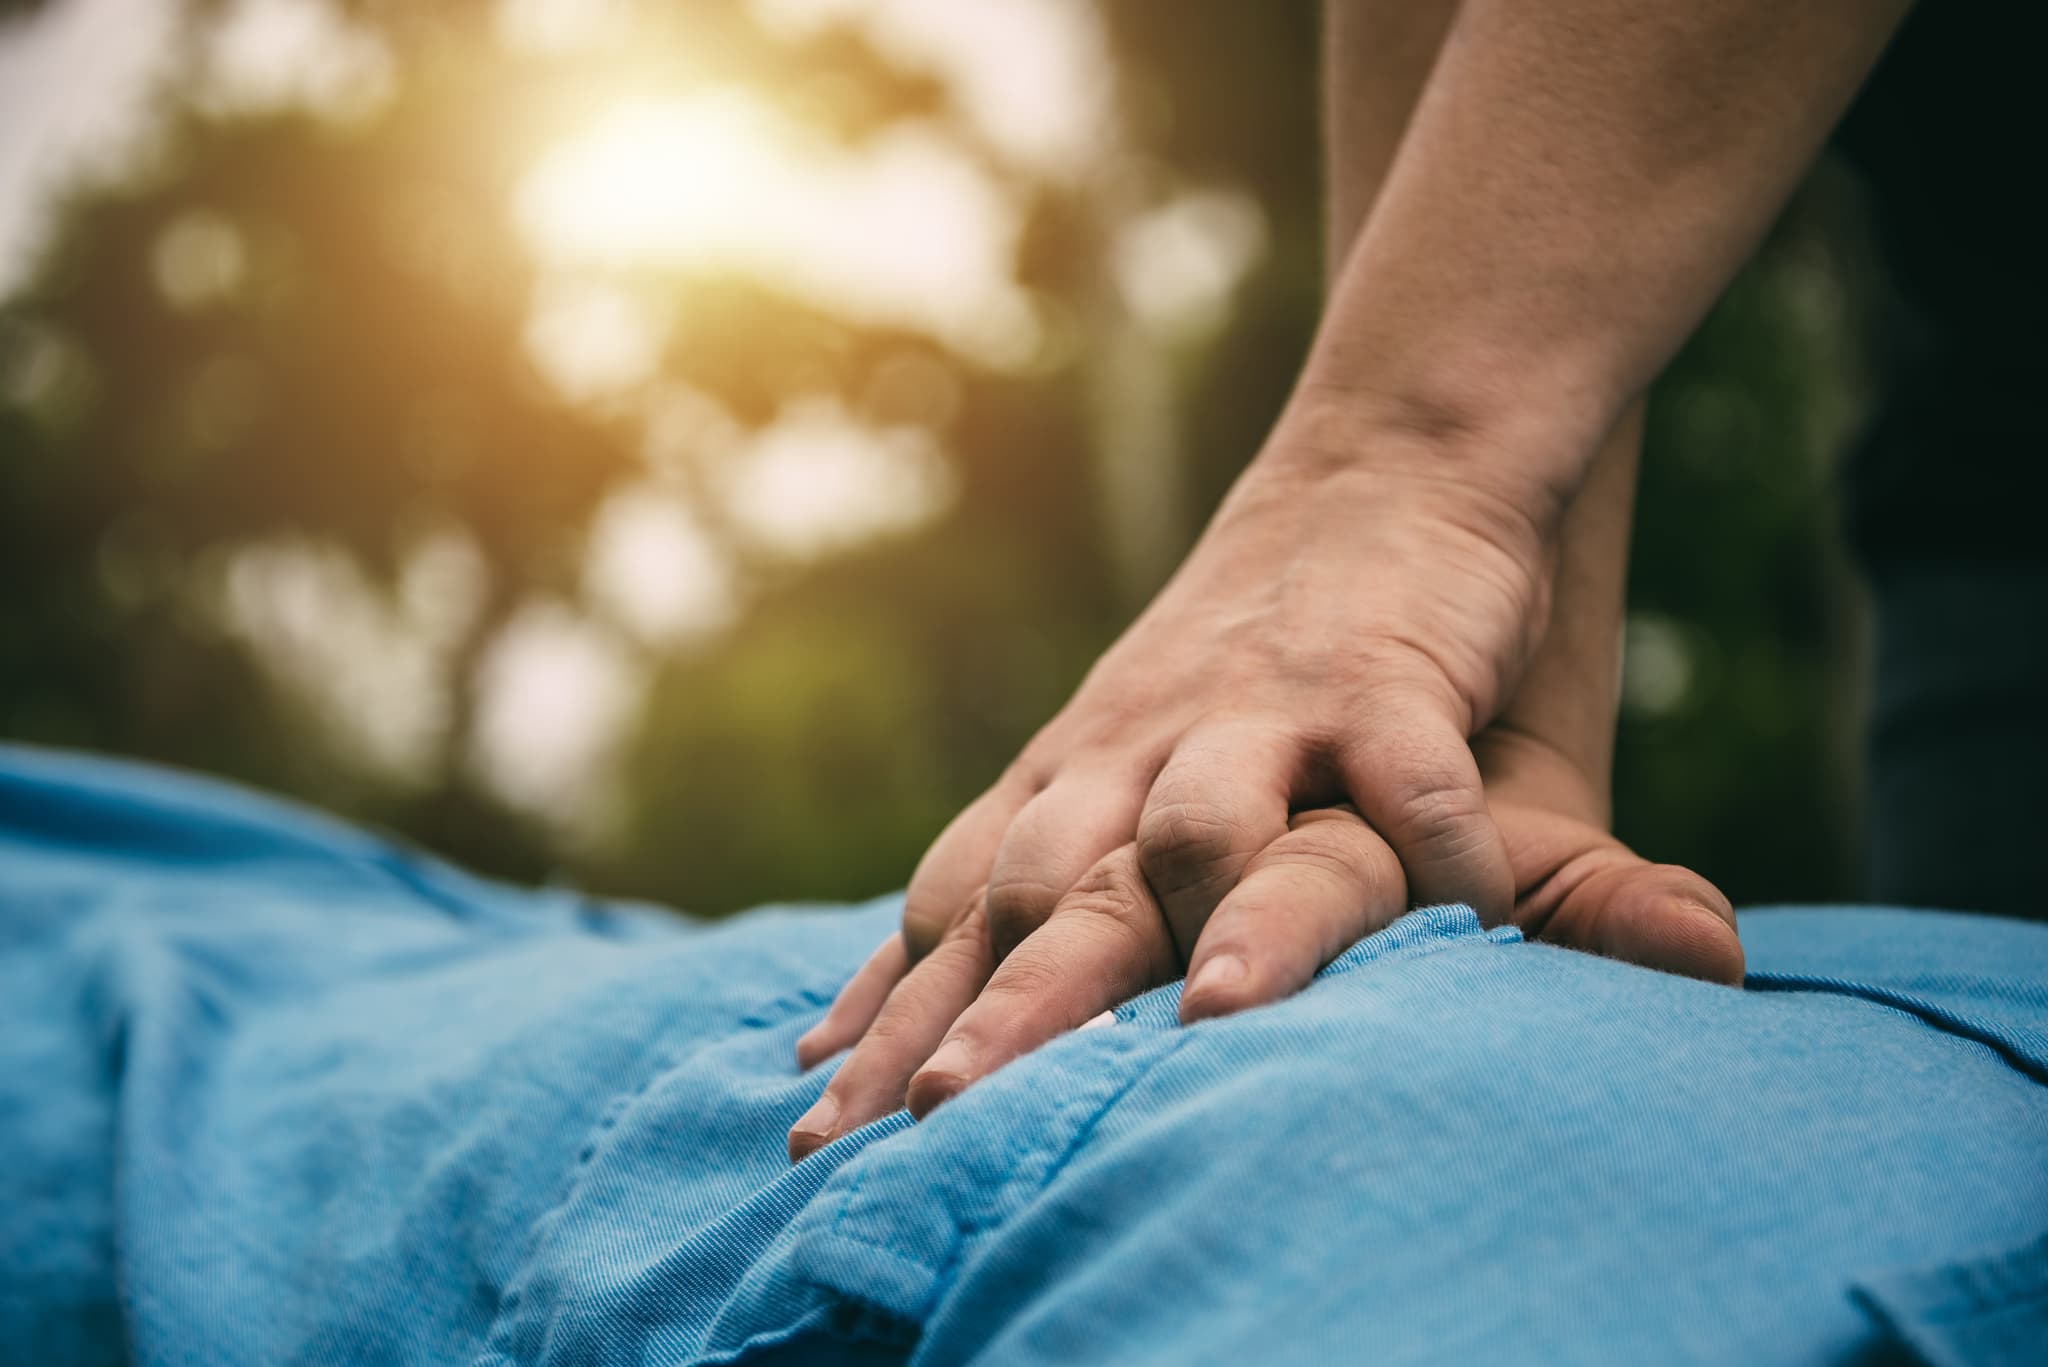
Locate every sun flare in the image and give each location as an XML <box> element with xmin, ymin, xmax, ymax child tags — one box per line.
<box><xmin>515</xmin><ymin>89</ymin><xmax>1037</xmax><ymax>363</ymax></box>
<box><xmin>518</xmin><ymin>92</ymin><xmax>773</xmax><ymax>265</ymax></box>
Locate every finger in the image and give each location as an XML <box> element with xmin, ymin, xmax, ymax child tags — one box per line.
<box><xmin>1178</xmin><ymin>806</ymin><xmax>1407</xmax><ymax>1023</ymax></box>
<box><xmin>900</xmin><ymin>784</ymin><xmax>1030</xmax><ymax>962</ymax></box>
<box><xmin>1334</xmin><ymin>689</ymin><xmax>1514</xmax><ymax>924</ymax></box>
<box><xmin>1502</xmin><ymin>802</ymin><xmax>1743</xmax><ymax>985</ymax></box>
<box><xmin>797</xmin><ymin>786</ymin><xmax>1026</xmax><ymax>1067</ymax></box>
<box><xmin>906</xmin><ymin>844</ymin><xmax>1177</xmax><ymax>1119</ymax></box>
<box><xmin>795</xmin><ymin>934</ymin><xmax>907</xmax><ymax>1070</ymax></box>
<box><xmin>787</xmin><ymin>895</ymin><xmax>995</xmax><ymax>1162</ymax></box>
<box><xmin>985</xmin><ymin>766</ymin><xmax>1149</xmax><ymax>961</ymax></box>
<box><xmin>1134</xmin><ymin>724</ymin><xmax>1298</xmax><ymax>957</ymax></box>
<box><xmin>1557</xmin><ymin>860</ymin><xmax>1744</xmax><ymax>984</ymax></box>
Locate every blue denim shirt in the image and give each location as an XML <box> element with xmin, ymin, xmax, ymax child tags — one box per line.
<box><xmin>2</xmin><ymin>745</ymin><xmax>2044</xmax><ymax>1365</ymax></box>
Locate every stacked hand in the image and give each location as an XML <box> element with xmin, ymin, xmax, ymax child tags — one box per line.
<box><xmin>780</xmin><ymin>0</ymin><xmax>1904</xmax><ymax>1162</ymax></box>
<box><xmin>786</xmin><ymin>420</ymin><xmax>1741</xmax><ymax>1163</ymax></box>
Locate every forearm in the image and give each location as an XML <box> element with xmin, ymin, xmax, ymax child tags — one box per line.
<box><xmin>1321</xmin><ymin>0</ymin><xmax>1457</xmax><ymax>269</ymax></box>
<box><xmin>1321</xmin><ymin>0</ymin><xmax>1643</xmax><ymax>792</ymax></box>
<box><xmin>1306</xmin><ymin>0</ymin><xmax>1909</xmax><ymax>511</ymax></box>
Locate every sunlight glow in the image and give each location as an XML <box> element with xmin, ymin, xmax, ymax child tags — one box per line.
<box><xmin>516</xmin><ymin>91</ymin><xmax>1039</xmax><ymax>365</ymax></box>
<box><xmin>1112</xmin><ymin>190</ymin><xmax>1269</xmax><ymax>339</ymax></box>
<box><xmin>749</xmin><ymin>0</ymin><xmax>1115</xmax><ymax>175</ymax></box>
<box><xmin>583</xmin><ymin>485</ymin><xmax>737</xmax><ymax>645</ymax></box>
<box><xmin>522</xmin><ymin>277</ymin><xmax>669</xmax><ymax>401</ymax></box>
<box><xmin>216</xmin><ymin>532</ymin><xmax>485</xmax><ymax>785</ymax></box>
<box><xmin>197</xmin><ymin>0</ymin><xmax>395</xmax><ymax>123</ymax></box>
<box><xmin>153</xmin><ymin>209</ymin><xmax>247</xmax><ymax>311</ymax></box>
<box><xmin>0</xmin><ymin>0</ymin><xmax>180</xmax><ymax>299</ymax></box>
<box><xmin>495</xmin><ymin>0</ymin><xmax>633</xmax><ymax>53</ymax></box>
<box><xmin>471</xmin><ymin>601</ymin><xmax>646</xmax><ymax>839</ymax></box>
<box><xmin>719</xmin><ymin>396</ymin><xmax>956</xmax><ymax>559</ymax></box>
<box><xmin>1622</xmin><ymin>612</ymin><xmax>1700</xmax><ymax>718</ymax></box>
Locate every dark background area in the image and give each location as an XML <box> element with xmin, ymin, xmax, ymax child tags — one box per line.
<box><xmin>0</xmin><ymin>0</ymin><xmax>1873</xmax><ymax>914</ymax></box>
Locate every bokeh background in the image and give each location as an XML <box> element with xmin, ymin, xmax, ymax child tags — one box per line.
<box><xmin>0</xmin><ymin>0</ymin><xmax>1873</xmax><ymax>914</ymax></box>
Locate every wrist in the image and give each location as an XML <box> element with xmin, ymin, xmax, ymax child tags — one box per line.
<box><xmin>1280</xmin><ymin>376</ymin><xmax>1609</xmax><ymax>526</ymax></box>
<box><xmin>1287</xmin><ymin>238</ymin><xmax>1636</xmax><ymax>515</ymax></box>
<box><xmin>1246</xmin><ymin>385</ymin><xmax>1590</xmax><ymax>576</ymax></box>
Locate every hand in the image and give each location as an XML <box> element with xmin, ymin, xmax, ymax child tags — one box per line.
<box><xmin>785</xmin><ymin>714</ymin><xmax>1740</xmax><ymax>1161</ymax></box>
<box><xmin>1465</xmin><ymin>724</ymin><xmax>1742</xmax><ymax>986</ymax></box>
<box><xmin>821</xmin><ymin>401</ymin><xmax>1561</xmax><ymax>1027</ymax></box>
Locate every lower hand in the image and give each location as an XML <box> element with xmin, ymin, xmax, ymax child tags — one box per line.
<box><xmin>785</xmin><ymin>716</ymin><xmax>1740</xmax><ymax>1161</ymax></box>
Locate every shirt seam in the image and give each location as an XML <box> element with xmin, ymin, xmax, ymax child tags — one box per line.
<box><xmin>1744</xmin><ymin>969</ymin><xmax>2048</xmax><ymax>1085</ymax></box>
<box><xmin>1909</xmin><ymin>1279</ymin><xmax>2048</xmax><ymax>1324</ymax></box>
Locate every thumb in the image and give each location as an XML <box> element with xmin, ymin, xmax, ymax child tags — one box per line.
<box><xmin>1499</xmin><ymin>800</ymin><xmax>1744</xmax><ymax>985</ymax></box>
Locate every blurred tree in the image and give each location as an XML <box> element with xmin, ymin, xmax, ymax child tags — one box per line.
<box><xmin>0</xmin><ymin>0</ymin><xmax>1867</xmax><ymax>914</ymax></box>
<box><xmin>4</xmin><ymin>14</ymin><xmax>636</xmax><ymax>875</ymax></box>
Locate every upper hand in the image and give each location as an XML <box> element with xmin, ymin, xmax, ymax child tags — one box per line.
<box><xmin>869</xmin><ymin>405</ymin><xmax>1565</xmax><ymax>1042</ymax></box>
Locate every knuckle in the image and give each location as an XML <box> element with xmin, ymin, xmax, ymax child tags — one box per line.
<box><xmin>1058</xmin><ymin>860</ymin><xmax>1174</xmax><ymax>974</ymax></box>
<box><xmin>1384</xmin><ymin>777</ymin><xmax>1491</xmax><ymax>858</ymax></box>
<box><xmin>862</xmin><ymin>950</ymin><xmax>986</xmax><ymax>1057</ymax></box>
<box><xmin>860</xmin><ymin>1000</ymin><xmax>953</xmax><ymax>1062</ymax></box>
<box><xmin>984</xmin><ymin>871</ymin><xmax>1064</xmax><ymax>948</ymax></box>
<box><xmin>853</xmin><ymin>1005</ymin><xmax>925</xmax><ymax>1054</ymax></box>
<box><xmin>1286</xmin><ymin>802</ymin><xmax>1364</xmax><ymax>830</ymax></box>
<box><xmin>1265</xmin><ymin>831</ymin><xmax>1367</xmax><ymax>886</ymax></box>
<box><xmin>982</xmin><ymin>948</ymin><xmax>1071</xmax><ymax>1006</ymax></box>
<box><xmin>1064</xmin><ymin>855</ymin><xmax>1149</xmax><ymax>920</ymax></box>
<box><xmin>1270</xmin><ymin>826</ymin><xmax>1403</xmax><ymax>912</ymax></box>
<box><xmin>1135</xmin><ymin>795</ymin><xmax>1257</xmax><ymax>890</ymax></box>
<box><xmin>941</xmin><ymin>893</ymin><xmax>992</xmax><ymax>951</ymax></box>
<box><xmin>926</xmin><ymin>914</ymin><xmax>992</xmax><ymax>982</ymax></box>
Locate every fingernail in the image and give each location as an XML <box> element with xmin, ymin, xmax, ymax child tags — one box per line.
<box><xmin>907</xmin><ymin>1039</ymin><xmax>977</xmax><ymax>1120</ymax></box>
<box><xmin>920</xmin><ymin>1037</ymin><xmax>975</xmax><ymax>1082</ymax></box>
<box><xmin>1185</xmin><ymin>954</ymin><xmax>1246</xmax><ymax>1002</ymax></box>
<box><xmin>787</xmin><ymin>1092</ymin><xmax>839</xmax><ymax>1159</ymax></box>
<box><xmin>1079</xmin><ymin>1010</ymin><xmax>1115</xmax><ymax>1031</ymax></box>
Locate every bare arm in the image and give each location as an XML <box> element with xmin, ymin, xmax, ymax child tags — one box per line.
<box><xmin>1303</xmin><ymin>0</ymin><xmax>1912</xmax><ymax>512</ymax></box>
<box><xmin>1325</xmin><ymin>0</ymin><xmax>1640</xmax><ymax>810</ymax></box>
<box><xmin>1326</xmin><ymin>3</ymin><xmax>1736</xmax><ymax>974</ymax></box>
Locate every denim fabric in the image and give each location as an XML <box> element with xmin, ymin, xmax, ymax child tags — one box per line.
<box><xmin>2</xmin><ymin>744</ymin><xmax>2045</xmax><ymax>1366</ymax></box>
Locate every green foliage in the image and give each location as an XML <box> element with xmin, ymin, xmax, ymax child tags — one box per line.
<box><xmin>1622</xmin><ymin>192</ymin><xmax>1868</xmax><ymax>904</ymax></box>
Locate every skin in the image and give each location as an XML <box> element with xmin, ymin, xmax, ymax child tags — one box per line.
<box><xmin>790</xmin><ymin>409</ymin><xmax>1740</xmax><ymax>1157</ymax></box>
<box><xmin>788</xmin><ymin>0</ymin><xmax>1909</xmax><ymax>1160</ymax></box>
